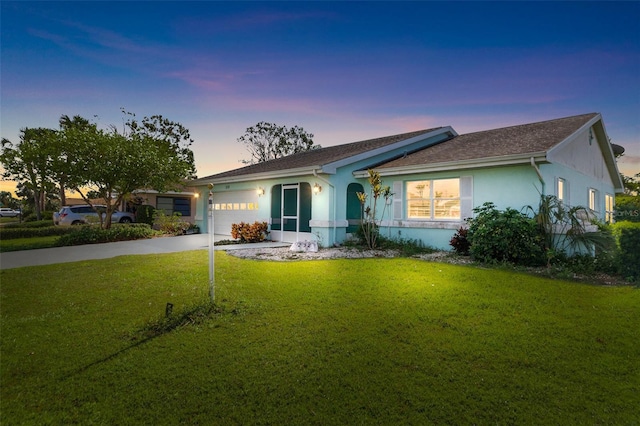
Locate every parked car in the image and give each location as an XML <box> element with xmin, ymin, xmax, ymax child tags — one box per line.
<box><xmin>54</xmin><ymin>205</ymin><xmax>135</xmax><ymax>225</ymax></box>
<box><xmin>0</xmin><ymin>207</ymin><xmax>21</xmax><ymax>218</ymax></box>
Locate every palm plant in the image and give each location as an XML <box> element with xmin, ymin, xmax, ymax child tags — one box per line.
<box><xmin>357</xmin><ymin>170</ymin><xmax>392</xmax><ymax>249</ymax></box>
<box><xmin>526</xmin><ymin>195</ymin><xmax>614</xmax><ymax>263</ymax></box>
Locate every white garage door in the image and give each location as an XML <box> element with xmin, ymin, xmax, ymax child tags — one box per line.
<box><xmin>212</xmin><ymin>190</ymin><xmax>262</xmax><ymax>236</ymax></box>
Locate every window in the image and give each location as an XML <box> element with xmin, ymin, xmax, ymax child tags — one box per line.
<box><xmin>157</xmin><ymin>197</ymin><xmax>191</xmax><ymax>217</ymax></box>
<box><xmin>407</xmin><ymin>178</ymin><xmax>460</xmax><ymax>220</ymax></box>
<box><xmin>605</xmin><ymin>194</ymin><xmax>614</xmax><ymax>223</ymax></box>
<box><xmin>557</xmin><ymin>178</ymin><xmax>566</xmax><ymax>202</ymax></box>
<box><xmin>588</xmin><ymin>189</ymin><xmax>598</xmax><ymax>212</ymax></box>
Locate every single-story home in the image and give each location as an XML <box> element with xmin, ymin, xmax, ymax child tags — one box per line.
<box><xmin>189</xmin><ymin>113</ymin><xmax>624</xmax><ymax>249</ymax></box>
<box><xmin>63</xmin><ymin>188</ymin><xmax>200</xmax><ymax>224</ymax></box>
<box><xmin>129</xmin><ymin>188</ymin><xmax>199</xmax><ymax>223</ymax></box>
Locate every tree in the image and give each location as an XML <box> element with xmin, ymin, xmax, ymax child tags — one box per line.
<box><xmin>0</xmin><ymin>191</ymin><xmax>19</xmax><ymax>209</ymax></box>
<box><xmin>56</xmin><ymin>115</ymin><xmax>98</xmax><ymax>206</ymax></box>
<box><xmin>1</xmin><ymin>128</ymin><xmax>58</xmax><ymax>220</ymax></box>
<box><xmin>60</xmin><ymin>111</ymin><xmax>196</xmax><ymax>229</ymax></box>
<box><xmin>237</xmin><ymin>122</ymin><xmax>317</xmax><ymax>164</ymax></box>
<box><xmin>621</xmin><ymin>172</ymin><xmax>640</xmax><ymax>196</ymax></box>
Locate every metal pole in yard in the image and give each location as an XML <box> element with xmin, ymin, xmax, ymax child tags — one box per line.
<box><xmin>208</xmin><ymin>183</ymin><xmax>215</xmax><ymax>303</ymax></box>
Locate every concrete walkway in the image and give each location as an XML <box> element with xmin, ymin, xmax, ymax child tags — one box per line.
<box><xmin>0</xmin><ymin>234</ymin><xmax>290</xmax><ymax>270</ymax></box>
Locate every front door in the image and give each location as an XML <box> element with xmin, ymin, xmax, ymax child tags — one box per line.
<box><xmin>282</xmin><ymin>184</ymin><xmax>299</xmax><ymax>232</ymax></box>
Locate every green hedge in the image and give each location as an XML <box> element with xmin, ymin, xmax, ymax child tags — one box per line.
<box><xmin>55</xmin><ymin>224</ymin><xmax>156</xmax><ymax>247</ymax></box>
<box><xmin>0</xmin><ymin>225</ymin><xmax>74</xmax><ymax>240</ymax></box>
<box><xmin>612</xmin><ymin>221</ymin><xmax>640</xmax><ymax>281</ymax></box>
<box><xmin>615</xmin><ymin>195</ymin><xmax>640</xmax><ymax>223</ymax></box>
<box><xmin>1</xmin><ymin>220</ymin><xmax>54</xmax><ymax>229</ymax></box>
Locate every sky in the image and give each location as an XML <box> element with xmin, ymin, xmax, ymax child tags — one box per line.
<box><xmin>1</xmin><ymin>1</ymin><xmax>639</xmax><ymax>196</ymax></box>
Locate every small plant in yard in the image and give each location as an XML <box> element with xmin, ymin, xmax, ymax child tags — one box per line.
<box><xmin>231</xmin><ymin>221</ymin><xmax>269</xmax><ymax>243</ymax></box>
<box><xmin>449</xmin><ymin>226</ymin><xmax>470</xmax><ymax>255</ymax></box>
<box><xmin>154</xmin><ymin>210</ymin><xmax>190</xmax><ymax>235</ymax></box>
<box><xmin>357</xmin><ymin>169</ymin><xmax>393</xmax><ymax>249</ymax></box>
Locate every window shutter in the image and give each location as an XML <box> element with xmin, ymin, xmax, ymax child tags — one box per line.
<box><xmin>460</xmin><ymin>176</ymin><xmax>473</xmax><ymax>220</ymax></box>
<box><xmin>393</xmin><ymin>181</ymin><xmax>403</xmax><ymax>220</ymax></box>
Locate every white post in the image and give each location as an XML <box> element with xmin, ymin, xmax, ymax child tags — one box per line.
<box><xmin>208</xmin><ymin>184</ymin><xmax>215</xmax><ymax>303</ymax></box>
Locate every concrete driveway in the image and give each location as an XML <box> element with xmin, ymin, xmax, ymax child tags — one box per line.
<box><xmin>0</xmin><ymin>234</ymin><xmax>289</xmax><ymax>270</ymax></box>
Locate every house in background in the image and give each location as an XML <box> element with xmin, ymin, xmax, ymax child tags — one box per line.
<box><xmin>64</xmin><ymin>188</ymin><xmax>200</xmax><ymax>224</ymax></box>
<box><xmin>190</xmin><ymin>113</ymin><xmax>624</xmax><ymax>250</ymax></box>
<box><xmin>130</xmin><ymin>188</ymin><xmax>200</xmax><ymax>223</ymax></box>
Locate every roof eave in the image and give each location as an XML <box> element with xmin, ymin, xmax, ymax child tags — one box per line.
<box><xmin>355</xmin><ymin>152</ymin><xmax>548</xmax><ymax>178</ymax></box>
<box><xmin>546</xmin><ymin>113</ymin><xmax>624</xmax><ymax>191</ymax></box>
<box><xmin>192</xmin><ymin>165</ymin><xmax>324</xmax><ymax>185</ymax></box>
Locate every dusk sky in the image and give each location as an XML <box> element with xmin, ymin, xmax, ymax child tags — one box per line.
<box><xmin>2</xmin><ymin>1</ymin><xmax>639</xmax><ymax>195</ymax></box>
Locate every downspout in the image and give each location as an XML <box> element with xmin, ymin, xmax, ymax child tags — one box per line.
<box><xmin>530</xmin><ymin>157</ymin><xmax>545</xmax><ymax>195</ymax></box>
<box><xmin>313</xmin><ymin>169</ymin><xmax>337</xmax><ymax>245</ymax></box>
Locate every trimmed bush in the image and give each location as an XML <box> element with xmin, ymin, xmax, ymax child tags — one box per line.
<box><xmin>2</xmin><ymin>220</ymin><xmax>54</xmax><ymax>229</ymax></box>
<box><xmin>136</xmin><ymin>204</ymin><xmax>156</xmax><ymax>226</ymax></box>
<box><xmin>231</xmin><ymin>221</ymin><xmax>269</xmax><ymax>243</ymax></box>
<box><xmin>0</xmin><ymin>225</ymin><xmax>74</xmax><ymax>240</ymax></box>
<box><xmin>55</xmin><ymin>223</ymin><xmax>155</xmax><ymax>247</ymax></box>
<box><xmin>467</xmin><ymin>202</ymin><xmax>545</xmax><ymax>266</ymax></box>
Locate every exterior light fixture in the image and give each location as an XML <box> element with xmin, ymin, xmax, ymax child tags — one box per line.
<box><xmin>257</xmin><ymin>187</ymin><xmax>265</xmax><ymax>197</ymax></box>
<box><xmin>313</xmin><ymin>183</ymin><xmax>322</xmax><ymax>194</ymax></box>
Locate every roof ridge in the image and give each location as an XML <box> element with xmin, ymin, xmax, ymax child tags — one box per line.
<box><xmin>460</xmin><ymin>112</ymin><xmax>598</xmax><ymax>137</ymax></box>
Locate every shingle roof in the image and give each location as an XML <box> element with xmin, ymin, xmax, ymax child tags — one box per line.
<box><xmin>377</xmin><ymin>113</ymin><xmax>599</xmax><ymax>169</ymax></box>
<box><xmin>193</xmin><ymin>127</ymin><xmax>443</xmax><ymax>182</ymax></box>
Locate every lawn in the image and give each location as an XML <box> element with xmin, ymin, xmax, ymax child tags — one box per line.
<box><xmin>1</xmin><ymin>251</ymin><xmax>638</xmax><ymax>424</ymax></box>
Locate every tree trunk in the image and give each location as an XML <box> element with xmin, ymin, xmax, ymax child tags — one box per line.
<box><xmin>33</xmin><ymin>191</ymin><xmax>42</xmax><ymax>220</ymax></box>
<box><xmin>59</xmin><ymin>182</ymin><xmax>66</xmax><ymax>206</ymax></box>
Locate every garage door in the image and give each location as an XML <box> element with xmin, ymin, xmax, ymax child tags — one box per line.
<box><xmin>212</xmin><ymin>190</ymin><xmax>262</xmax><ymax>236</ymax></box>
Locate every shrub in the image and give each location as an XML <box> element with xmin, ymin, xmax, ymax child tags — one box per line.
<box><xmin>55</xmin><ymin>223</ymin><xmax>155</xmax><ymax>247</ymax></box>
<box><xmin>231</xmin><ymin>221</ymin><xmax>269</xmax><ymax>243</ymax></box>
<box><xmin>613</xmin><ymin>221</ymin><xmax>640</xmax><ymax>281</ymax></box>
<box><xmin>154</xmin><ymin>211</ymin><xmax>190</xmax><ymax>235</ymax></box>
<box><xmin>527</xmin><ymin>195</ymin><xmax>614</xmax><ymax>258</ymax></box>
<box><xmin>136</xmin><ymin>204</ymin><xmax>156</xmax><ymax>226</ymax></box>
<box><xmin>467</xmin><ymin>202</ymin><xmax>545</xmax><ymax>266</ymax></box>
<box><xmin>615</xmin><ymin>195</ymin><xmax>640</xmax><ymax>223</ymax></box>
<box><xmin>2</xmin><ymin>220</ymin><xmax>54</xmax><ymax>229</ymax></box>
<box><xmin>449</xmin><ymin>227</ymin><xmax>470</xmax><ymax>255</ymax></box>
<box><xmin>0</xmin><ymin>225</ymin><xmax>74</xmax><ymax>240</ymax></box>
<box><xmin>22</xmin><ymin>210</ymin><xmax>54</xmax><ymax>222</ymax></box>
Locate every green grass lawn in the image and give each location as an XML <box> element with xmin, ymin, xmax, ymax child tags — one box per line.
<box><xmin>1</xmin><ymin>252</ymin><xmax>638</xmax><ymax>425</ymax></box>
